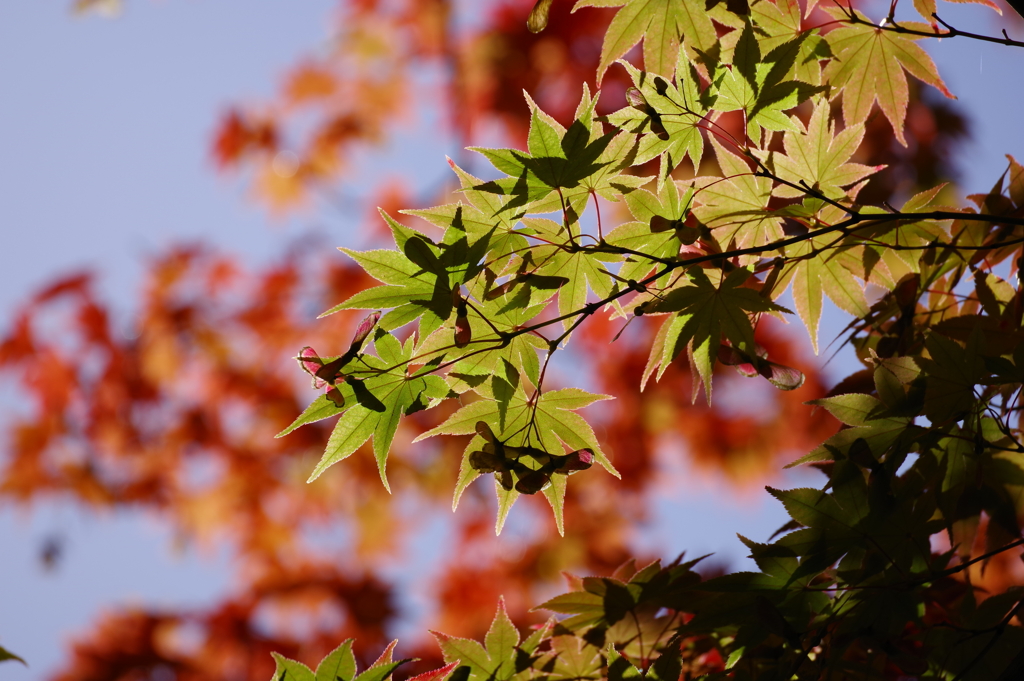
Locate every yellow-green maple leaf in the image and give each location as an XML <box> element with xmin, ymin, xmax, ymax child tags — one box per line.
<box><xmin>822</xmin><ymin>8</ymin><xmax>953</xmax><ymax>145</ymax></box>
<box><xmin>575</xmin><ymin>0</ymin><xmax>716</xmax><ymax>83</ymax></box>
<box><xmin>646</xmin><ymin>267</ymin><xmax>790</xmax><ymax>403</ymax></box>
<box><xmin>768</xmin><ymin>98</ymin><xmax>881</xmax><ymax>200</ymax></box>
<box><xmin>693</xmin><ymin>138</ymin><xmax>783</xmax><ymax>261</ymax></box>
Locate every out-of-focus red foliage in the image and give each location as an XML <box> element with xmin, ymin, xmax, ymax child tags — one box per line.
<box><xmin>209</xmin><ymin>0</ymin><xmax>966</xmax><ymax>212</ymax></box>
<box><xmin>50</xmin><ymin>566</ymin><xmax>395</xmax><ymax>681</ymax></box>
<box><xmin>1</xmin><ymin>242</ymin><xmax>829</xmax><ymax>679</ymax></box>
<box><xmin>1</xmin><ymin>0</ymin><xmax>994</xmax><ymax>679</ymax></box>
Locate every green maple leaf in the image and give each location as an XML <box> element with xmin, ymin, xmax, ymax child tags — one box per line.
<box><xmin>646</xmin><ymin>267</ymin><xmax>790</xmax><ymax>403</ymax></box>
<box><xmin>918</xmin><ymin>331</ymin><xmax>985</xmax><ymax>424</ymax></box>
<box><xmin>788</xmin><ymin>394</ymin><xmax>915</xmax><ymax>466</ymax></box>
<box><xmin>538</xmin><ymin>559</ymin><xmax>703</xmax><ymax>643</ymax></box>
<box><xmin>277</xmin><ymin>390</ymin><xmax>353</xmax><ymax>439</ymax></box>
<box><xmin>852</xmin><ymin>185</ymin><xmax>952</xmax><ymax>284</ymax></box>
<box><xmin>305</xmin><ymin>332</ymin><xmax>448</xmax><ymax>489</ymax></box>
<box><xmin>909</xmin><ymin>0</ymin><xmax>1002</xmax><ymax>24</ymax></box>
<box><xmin>606</xmin><ymin>179</ymin><xmax>693</xmax><ymax>285</ymax></box>
<box><xmin>543</xmin><ymin>637</ymin><xmax>604</xmax><ymax>681</ymax></box>
<box><xmin>762</xmin><ymin>98</ymin><xmax>881</xmax><ymax>200</ymax></box>
<box><xmin>0</xmin><ymin>645</ymin><xmax>25</xmax><ymax>667</ymax></box>
<box><xmin>768</xmin><ymin>486</ymin><xmax>864</xmax><ymax>538</ymax></box>
<box><xmin>715</xmin><ymin>21</ymin><xmax>826</xmax><ymax>145</ymax></box>
<box><xmin>470</xmin><ymin>88</ymin><xmax>620</xmax><ymax>212</ymax></box>
<box><xmin>433</xmin><ymin>598</ymin><xmax>549</xmax><ymax>681</ymax></box>
<box><xmin>413</xmin><ymin>292</ymin><xmax>549</xmax><ymax>394</ymax></box>
<box><xmin>693</xmin><ymin>138</ymin><xmax>782</xmax><ymax>260</ymax></box>
<box><xmin>440</xmin><ymin>159</ymin><xmax>531</xmax><ymax>273</ymax></box>
<box><xmin>272</xmin><ymin>640</ymin><xmax>411</xmax><ymax>681</ymax></box>
<box><xmin>416</xmin><ymin>387</ymin><xmax>617</xmax><ymax>534</ymax></box>
<box><xmin>749</xmin><ymin>0</ymin><xmax>832</xmax><ymax>85</ymax></box>
<box><xmin>402</xmin><ymin>201</ymin><xmax>514</xmax><ymax>273</ymax></box>
<box><xmin>603</xmin><ymin>58</ymin><xmax>711</xmax><ymax>188</ymax></box>
<box><xmin>574</xmin><ymin>0</ymin><xmax>716</xmax><ymax>83</ymax></box>
<box><xmin>324</xmin><ymin>210</ymin><xmax>465</xmax><ymax>339</ymax></box>
<box><xmin>782</xmin><ymin>231</ymin><xmax>871</xmax><ymax>354</ymax></box>
<box><xmin>821</xmin><ymin>8</ymin><xmax>953</xmax><ymax>145</ymax></box>
<box><xmin>521</xmin><ymin>217</ymin><xmax>617</xmax><ymax>332</ymax></box>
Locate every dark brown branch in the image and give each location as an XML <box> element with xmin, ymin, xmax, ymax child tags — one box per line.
<box><xmin>843</xmin><ymin>10</ymin><xmax>1024</xmax><ymax>48</ymax></box>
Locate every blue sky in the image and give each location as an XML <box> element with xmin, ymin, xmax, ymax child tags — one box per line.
<box><xmin>1</xmin><ymin>1</ymin><xmax>1022</xmax><ymax>678</ymax></box>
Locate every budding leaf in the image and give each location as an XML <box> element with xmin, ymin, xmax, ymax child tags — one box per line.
<box><xmin>528</xmin><ymin>0</ymin><xmax>554</xmax><ymax>32</ymax></box>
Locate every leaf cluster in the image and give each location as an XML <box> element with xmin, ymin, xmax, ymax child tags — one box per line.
<box><xmin>269</xmin><ymin>0</ymin><xmax>1024</xmax><ymax>676</ymax></box>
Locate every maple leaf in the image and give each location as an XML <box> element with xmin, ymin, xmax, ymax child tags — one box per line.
<box><xmin>749</xmin><ymin>0</ymin><xmax>832</xmax><ymax>85</ymax></box>
<box><xmin>285</xmin><ymin>63</ymin><xmax>338</xmax><ymax>103</ymax></box>
<box><xmin>782</xmin><ymin>232</ymin><xmax>871</xmax><ymax>355</ymax></box>
<box><xmin>72</xmin><ymin>0</ymin><xmax>122</xmax><ymax>16</ymax></box>
<box><xmin>433</xmin><ymin>598</ymin><xmax>550</xmax><ymax>681</ymax></box>
<box><xmin>541</xmin><ymin>636</ymin><xmax>604</xmax><ymax>681</ymax></box>
<box><xmin>323</xmin><ymin>210</ymin><xmax>460</xmax><ymax>339</ymax></box>
<box><xmin>714</xmin><ymin>21</ymin><xmax>826</xmax><ymax>145</ymax></box>
<box><xmin>852</xmin><ymin>184</ymin><xmax>953</xmax><ymax>288</ymax></box>
<box><xmin>788</xmin><ymin>393</ymin><xmax>915</xmax><ymax>466</ymax></box>
<box><xmin>917</xmin><ymin>331</ymin><xmax>985</xmax><ymax>424</ymax></box>
<box><xmin>416</xmin><ymin>387</ymin><xmax>617</xmax><ymax>534</ymax></box>
<box><xmin>574</xmin><ymin>0</ymin><xmax>716</xmax><ymax>84</ymax></box>
<box><xmin>603</xmin><ymin>58</ymin><xmax>710</xmax><ymax>186</ymax></box>
<box><xmin>762</xmin><ymin>98</ymin><xmax>881</xmax><ymax>200</ymax></box>
<box><xmin>692</xmin><ymin>138</ymin><xmax>783</xmax><ymax>259</ymax></box>
<box><xmin>645</xmin><ymin>267</ymin><xmax>791</xmax><ymax>403</ymax></box>
<box><xmin>536</xmin><ymin>558</ymin><xmax>704</xmax><ymax>645</ymax></box>
<box><xmin>606</xmin><ymin>179</ymin><xmax>694</xmax><ymax>286</ymax></box>
<box><xmin>305</xmin><ymin>332</ymin><xmax>448</xmax><ymax>489</ymax></box>
<box><xmin>910</xmin><ymin>0</ymin><xmax>1002</xmax><ymax>25</ymax></box>
<box><xmin>0</xmin><ymin>645</ymin><xmax>25</xmax><ymax>667</ymax></box>
<box><xmin>412</xmin><ymin>293</ymin><xmax>549</xmax><ymax>395</ymax></box>
<box><xmin>272</xmin><ymin>640</ymin><xmax>412</xmax><ymax>681</ymax></box>
<box><xmin>520</xmin><ymin>217</ymin><xmax>617</xmax><ymax>332</ymax></box>
<box><xmin>470</xmin><ymin>89</ymin><xmax>621</xmax><ymax>212</ymax></box>
<box><xmin>821</xmin><ymin>8</ymin><xmax>954</xmax><ymax>146</ymax></box>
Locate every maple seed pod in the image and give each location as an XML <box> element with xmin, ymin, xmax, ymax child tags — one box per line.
<box><xmin>515</xmin><ymin>469</ymin><xmax>549</xmax><ymax>495</ymax></box>
<box><xmin>451</xmin><ymin>288</ymin><xmax>472</xmax><ymax>348</ymax></box>
<box><xmin>649</xmin><ymin>215</ymin><xmax>676</xmax><ymax>233</ymax></box>
<box><xmin>469</xmin><ymin>449</ymin><xmax>504</xmax><ymax>474</ymax></box>
<box><xmin>475</xmin><ymin>421</ymin><xmax>495</xmax><ymax>443</ymax></box>
<box><xmin>350</xmin><ymin>310</ymin><xmax>381</xmax><ymax>351</ymax></box>
<box><xmin>758</xmin><ymin>360</ymin><xmax>805</xmax><ymax>391</ymax></box>
<box><xmin>520</xmin><ymin>446</ymin><xmax>551</xmax><ymax>467</ymax></box>
<box><xmin>315</xmin><ymin>356</ymin><xmax>348</xmax><ymax>385</ymax></box>
<box><xmin>454</xmin><ymin>313</ymin><xmax>471</xmax><ymax>348</ymax></box>
<box><xmin>554</xmin><ymin>448</ymin><xmax>594</xmax><ymax>474</ymax></box>
<box><xmin>481</xmin><ymin>442</ymin><xmax>506</xmax><ymax>460</ymax></box>
<box><xmin>484</xmin><ymin>279</ymin><xmax>515</xmax><ymax>300</ymax></box>
<box><xmin>525</xmin><ymin>274</ymin><xmax>569</xmax><ymax>290</ymax></box>
<box><xmin>717</xmin><ymin>344</ymin><xmax>757</xmax><ymax>377</ymax></box>
<box><xmin>894</xmin><ymin>274</ymin><xmax>920</xmax><ymax>313</ymax></box>
<box><xmin>497</xmin><ymin>470</ymin><xmax>514</xmax><ymax>491</ymax></box>
<box><xmin>325</xmin><ymin>386</ymin><xmax>345</xmax><ymax>408</ymax></box>
<box><xmin>297</xmin><ymin>346</ymin><xmax>326</xmax><ymax>388</ymax></box>
<box><xmin>624</xmin><ymin>87</ymin><xmax>668</xmax><ymax>140</ymax></box>
<box><xmin>675</xmin><ymin>224</ymin><xmax>700</xmax><ymax>246</ymax></box>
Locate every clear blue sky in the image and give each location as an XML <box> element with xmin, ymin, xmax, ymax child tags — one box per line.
<box><xmin>1</xmin><ymin>1</ymin><xmax>1022</xmax><ymax>679</ymax></box>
